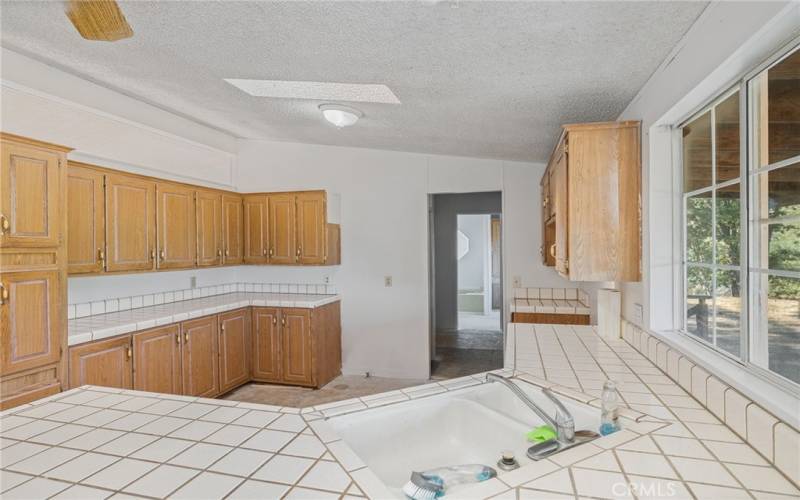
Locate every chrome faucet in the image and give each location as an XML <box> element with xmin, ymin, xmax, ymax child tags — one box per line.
<box><xmin>486</xmin><ymin>373</ymin><xmax>598</xmax><ymax>460</ymax></box>
<box><xmin>485</xmin><ymin>373</ymin><xmax>574</xmax><ymax>443</ymax></box>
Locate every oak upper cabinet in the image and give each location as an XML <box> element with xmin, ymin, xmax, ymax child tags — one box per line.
<box><xmin>181</xmin><ymin>316</ymin><xmax>219</xmax><ymax>398</ymax></box>
<box><xmin>68</xmin><ymin>336</ymin><xmax>132</xmax><ymax>389</ymax></box>
<box><xmin>67</xmin><ymin>163</ymin><xmax>105</xmax><ymax>274</ymax></box>
<box><xmin>156</xmin><ymin>182</ymin><xmax>197</xmax><ymax>269</ymax></box>
<box><xmin>296</xmin><ymin>191</ymin><xmax>326</xmax><ymax>265</ymax></box>
<box><xmin>268</xmin><ymin>194</ymin><xmax>296</xmax><ymax>265</ymax></box>
<box><xmin>196</xmin><ymin>190</ymin><xmax>223</xmax><ymax>267</ymax></box>
<box><xmin>106</xmin><ymin>173</ymin><xmax>156</xmax><ymax>272</ymax></box>
<box><xmin>0</xmin><ymin>135</ymin><xmax>63</xmax><ymax>248</ymax></box>
<box><xmin>252</xmin><ymin>307</ymin><xmax>281</xmax><ymax>382</ymax></box>
<box><xmin>218</xmin><ymin>308</ymin><xmax>250</xmax><ymax>392</ymax></box>
<box><xmin>222</xmin><ymin>194</ymin><xmax>243</xmax><ymax>265</ymax></box>
<box><xmin>133</xmin><ymin>325</ymin><xmax>182</xmax><ymax>394</ymax></box>
<box><xmin>0</xmin><ymin>270</ymin><xmax>62</xmax><ymax>376</ymax></box>
<box><xmin>544</xmin><ymin>121</ymin><xmax>641</xmax><ymax>282</ymax></box>
<box><xmin>243</xmin><ymin>195</ymin><xmax>269</xmax><ymax>264</ymax></box>
<box><xmin>281</xmin><ymin>308</ymin><xmax>313</xmax><ymax>386</ymax></box>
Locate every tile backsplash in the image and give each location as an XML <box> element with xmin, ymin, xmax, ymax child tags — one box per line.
<box><xmin>69</xmin><ymin>282</ymin><xmax>337</xmax><ymax>320</ymax></box>
<box><xmin>513</xmin><ymin>286</ymin><xmax>589</xmax><ymax>305</ymax></box>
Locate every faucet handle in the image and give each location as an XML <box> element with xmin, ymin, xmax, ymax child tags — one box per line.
<box><xmin>542</xmin><ymin>388</ymin><xmax>575</xmax><ymax>442</ymax></box>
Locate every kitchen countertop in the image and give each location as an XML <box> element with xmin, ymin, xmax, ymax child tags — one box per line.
<box><xmin>3</xmin><ymin>324</ymin><xmax>797</xmax><ymax>499</ymax></box>
<box><xmin>68</xmin><ymin>293</ymin><xmax>340</xmax><ymax>347</ymax></box>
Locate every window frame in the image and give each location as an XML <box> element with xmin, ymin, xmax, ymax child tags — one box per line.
<box><xmin>677</xmin><ymin>38</ymin><xmax>800</xmax><ymax>394</ymax></box>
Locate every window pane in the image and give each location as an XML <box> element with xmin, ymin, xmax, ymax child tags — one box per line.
<box><xmin>715</xmin><ymin>270</ymin><xmax>741</xmax><ymax>357</ymax></box>
<box><xmin>768</xmin><ymin>222</ymin><xmax>800</xmax><ymax>272</ymax></box>
<box><xmin>767</xmin><ymin>275</ymin><xmax>800</xmax><ymax>384</ymax></box>
<box><xmin>686</xmin><ymin>193</ymin><xmax>713</xmax><ymax>263</ymax></box>
<box><xmin>752</xmin><ymin>48</ymin><xmax>800</xmax><ymax>167</ymax></box>
<box><xmin>716</xmin><ymin>183</ymin><xmax>740</xmax><ymax>266</ymax></box>
<box><xmin>683</xmin><ymin>111</ymin><xmax>712</xmax><ymax>192</ymax></box>
<box><xmin>686</xmin><ymin>266</ymin><xmax>713</xmax><ymax>342</ymax></box>
<box><xmin>755</xmin><ymin>162</ymin><xmax>800</xmax><ymax>219</ymax></box>
<box><xmin>715</xmin><ymin>91</ymin><xmax>740</xmax><ymax>184</ymax></box>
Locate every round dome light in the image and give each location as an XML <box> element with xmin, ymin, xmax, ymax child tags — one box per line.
<box><xmin>319</xmin><ymin>104</ymin><xmax>363</xmax><ymax>128</ymax></box>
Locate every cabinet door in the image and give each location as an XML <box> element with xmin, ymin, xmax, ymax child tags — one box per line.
<box><xmin>181</xmin><ymin>316</ymin><xmax>219</xmax><ymax>397</ymax></box>
<box><xmin>106</xmin><ymin>174</ymin><xmax>156</xmax><ymax>272</ymax></box>
<box><xmin>156</xmin><ymin>182</ymin><xmax>196</xmax><ymax>269</ymax></box>
<box><xmin>281</xmin><ymin>308</ymin><xmax>313</xmax><ymax>386</ymax></box>
<box><xmin>0</xmin><ymin>270</ymin><xmax>61</xmax><ymax>375</ymax></box>
<box><xmin>222</xmin><ymin>194</ymin><xmax>243</xmax><ymax>265</ymax></box>
<box><xmin>196</xmin><ymin>191</ymin><xmax>223</xmax><ymax>267</ymax></box>
<box><xmin>552</xmin><ymin>147</ymin><xmax>570</xmax><ymax>277</ymax></box>
<box><xmin>252</xmin><ymin>307</ymin><xmax>281</xmax><ymax>382</ymax></box>
<box><xmin>69</xmin><ymin>336</ymin><xmax>132</xmax><ymax>389</ymax></box>
<box><xmin>268</xmin><ymin>194</ymin><xmax>296</xmax><ymax>265</ymax></box>
<box><xmin>0</xmin><ymin>141</ymin><xmax>61</xmax><ymax>248</ymax></box>
<box><xmin>243</xmin><ymin>195</ymin><xmax>268</xmax><ymax>264</ymax></box>
<box><xmin>295</xmin><ymin>192</ymin><xmax>326</xmax><ymax>265</ymax></box>
<box><xmin>67</xmin><ymin>164</ymin><xmax>105</xmax><ymax>274</ymax></box>
<box><xmin>218</xmin><ymin>309</ymin><xmax>250</xmax><ymax>392</ymax></box>
<box><xmin>133</xmin><ymin>325</ymin><xmax>182</xmax><ymax>394</ymax></box>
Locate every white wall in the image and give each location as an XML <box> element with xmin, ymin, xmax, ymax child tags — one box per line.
<box><xmin>615</xmin><ymin>1</ymin><xmax>798</xmax><ymax>330</ymax></box>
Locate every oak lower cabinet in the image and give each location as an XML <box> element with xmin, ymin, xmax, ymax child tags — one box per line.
<box><xmin>133</xmin><ymin>325</ymin><xmax>182</xmax><ymax>394</ymax></box>
<box><xmin>252</xmin><ymin>302</ymin><xmax>341</xmax><ymax>388</ymax></box>
<box><xmin>68</xmin><ymin>336</ymin><xmax>132</xmax><ymax>389</ymax></box>
<box><xmin>218</xmin><ymin>308</ymin><xmax>251</xmax><ymax>392</ymax></box>
<box><xmin>181</xmin><ymin>316</ymin><xmax>220</xmax><ymax>397</ymax></box>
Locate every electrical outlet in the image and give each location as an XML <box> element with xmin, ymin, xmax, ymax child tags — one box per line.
<box><xmin>190</xmin><ymin>276</ymin><xmax>197</xmax><ymax>289</ymax></box>
<box><xmin>634</xmin><ymin>303</ymin><xmax>644</xmax><ymax>324</ymax></box>
<box><xmin>512</xmin><ymin>276</ymin><xmax>522</xmax><ymax>288</ymax></box>
<box><xmin>384</xmin><ymin>276</ymin><xmax>393</xmax><ymax>287</ymax></box>
<box><xmin>323</xmin><ymin>275</ymin><xmax>330</xmax><ymax>284</ymax></box>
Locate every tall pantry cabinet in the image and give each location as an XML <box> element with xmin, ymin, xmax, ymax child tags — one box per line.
<box><xmin>0</xmin><ymin>133</ymin><xmax>71</xmax><ymax>409</ymax></box>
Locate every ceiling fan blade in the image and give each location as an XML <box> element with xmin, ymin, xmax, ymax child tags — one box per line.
<box><xmin>65</xmin><ymin>0</ymin><xmax>133</xmax><ymax>42</ymax></box>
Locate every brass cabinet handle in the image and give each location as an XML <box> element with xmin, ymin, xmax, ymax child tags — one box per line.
<box><xmin>98</xmin><ymin>248</ymin><xmax>105</xmax><ymax>266</ymax></box>
<box><xmin>269</xmin><ymin>248</ymin><xmax>274</xmax><ymax>257</ymax></box>
<box><xmin>184</xmin><ymin>332</ymin><xmax>188</xmax><ymax>342</ymax></box>
<box><xmin>0</xmin><ymin>283</ymin><xmax>7</xmax><ymax>305</ymax></box>
<box><xmin>221</xmin><ymin>323</ymin><xmax>226</xmax><ymax>332</ymax></box>
<box><xmin>281</xmin><ymin>317</ymin><xmax>286</xmax><ymax>326</ymax></box>
<box><xmin>150</xmin><ymin>249</ymin><xmax>156</xmax><ymax>260</ymax></box>
<box><xmin>0</xmin><ymin>214</ymin><xmax>9</xmax><ymax>234</ymax></box>
<box><xmin>272</xmin><ymin>316</ymin><xmax>277</xmax><ymax>325</ymax></box>
<box><xmin>262</xmin><ymin>248</ymin><xmax>267</xmax><ymax>256</ymax></box>
<box><xmin>296</xmin><ymin>247</ymin><xmax>301</xmax><ymax>256</ymax></box>
<box><xmin>126</xmin><ymin>346</ymin><xmax>132</xmax><ymax>359</ymax></box>
<box><xmin>159</xmin><ymin>249</ymin><xmax>166</xmax><ymax>261</ymax></box>
<box><xmin>549</xmin><ymin>244</ymin><xmax>556</xmax><ymax>258</ymax></box>
<box><xmin>217</xmin><ymin>249</ymin><xmax>222</xmax><ymax>257</ymax></box>
<box><xmin>224</xmin><ymin>249</ymin><xmax>229</xmax><ymax>257</ymax></box>
<box><xmin>176</xmin><ymin>333</ymin><xmax>180</xmax><ymax>344</ymax></box>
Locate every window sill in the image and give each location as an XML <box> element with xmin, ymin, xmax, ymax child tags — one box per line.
<box><xmin>651</xmin><ymin>329</ymin><xmax>800</xmax><ymax>429</ymax></box>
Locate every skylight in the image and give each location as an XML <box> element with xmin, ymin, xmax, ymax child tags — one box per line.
<box><xmin>224</xmin><ymin>79</ymin><xmax>401</xmax><ymax>104</ymax></box>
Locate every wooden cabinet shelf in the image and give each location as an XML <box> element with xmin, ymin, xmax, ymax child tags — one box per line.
<box><xmin>540</xmin><ymin>121</ymin><xmax>642</xmax><ymax>282</ymax></box>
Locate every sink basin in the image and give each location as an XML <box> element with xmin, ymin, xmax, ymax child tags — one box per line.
<box><xmin>327</xmin><ymin>380</ymin><xmax>599</xmax><ymax>496</ymax></box>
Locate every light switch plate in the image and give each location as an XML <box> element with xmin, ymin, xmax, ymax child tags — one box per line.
<box><xmin>384</xmin><ymin>276</ymin><xmax>393</xmax><ymax>287</ymax></box>
<box><xmin>190</xmin><ymin>276</ymin><xmax>197</xmax><ymax>288</ymax></box>
<box><xmin>634</xmin><ymin>303</ymin><xmax>644</xmax><ymax>324</ymax></box>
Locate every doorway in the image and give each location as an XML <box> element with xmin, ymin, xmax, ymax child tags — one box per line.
<box><xmin>429</xmin><ymin>192</ymin><xmax>503</xmax><ymax>379</ymax></box>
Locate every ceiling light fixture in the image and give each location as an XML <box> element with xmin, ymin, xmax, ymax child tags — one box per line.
<box><xmin>319</xmin><ymin>104</ymin><xmax>363</xmax><ymax>128</ymax></box>
<box><xmin>224</xmin><ymin>79</ymin><xmax>400</xmax><ymax>104</ymax></box>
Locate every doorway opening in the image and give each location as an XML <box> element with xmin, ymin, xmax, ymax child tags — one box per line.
<box><xmin>429</xmin><ymin>192</ymin><xmax>503</xmax><ymax>379</ymax></box>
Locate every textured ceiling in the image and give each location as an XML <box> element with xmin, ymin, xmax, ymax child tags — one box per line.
<box><xmin>0</xmin><ymin>1</ymin><xmax>706</xmax><ymax>162</ymax></box>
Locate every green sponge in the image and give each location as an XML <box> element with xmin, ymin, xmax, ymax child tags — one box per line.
<box><xmin>527</xmin><ymin>425</ymin><xmax>557</xmax><ymax>443</ymax></box>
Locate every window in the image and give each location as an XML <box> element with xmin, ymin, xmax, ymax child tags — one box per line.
<box><xmin>681</xmin><ymin>43</ymin><xmax>800</xmax><ymax>387</ymax></box>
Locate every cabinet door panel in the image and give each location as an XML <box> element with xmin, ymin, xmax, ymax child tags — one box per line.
<box><xmin>106</xmin><ymin>174</ymin><xmax>156</xmax><ymax>272</ymax></box>
<box><xmin>281</xmin><ymin>308</ymin><xmax>313</xmax><ymax>386</ymax></box>
<box><xmin>268</xmin><ymin>194</ymin><xmax>295</xmax><ymax>264</ymax></box>
<box><xmin>181</xmin><ymin>316</ymin><xmax>219</xmax><ymax>397</ymax></box>
<box><xmin>218</xmin><ymin>309</ymin><xmax>250</xmax><ymax>392</ymax></box>
<box><xmin>295</xmin><ymin>192</ymin><xmax>326</xmax><ymax>264</ymax></box>
<box><xmin>252</xmin><ymin>308</ymin><xmax>281</xmax><ymax>382</ymax></box>
<box><xmin>222</xmin><ymin>195</ymin><xmax>243</xmax><ymax>265</ymax></box>
<box><xmin>133</xmin><ymin>325</ymin><xmax>182</xmax><ymax>394</ymax></box>
<box><xmin>67</xmin><ymin>164</ymin><xmax>105</xmax><ymax>274</ymax></box>
<box><xmin>157</xmin><ymin>183</ymin><xmax>196</xmax><ymax>269</ymax></box>
<box><xmin>552</xmin><ymin>148</ymin><xmax>569</xmax><ymax>277</ymax></box>
<box><xmin>196</xmin><ymin>191</ymin><xmax>222</xmax><ymax>267</ymax></box>
<box><xmin>243</xmin><ymin>196</ymin><xmax>268</xmax><ymax>264</ymax></box>
<box><xmin>0</xmin><ymin>142</ymin><xmax>60</xmax><ymax>248</ymax></box>
<box><xmin>69</xmin><ymin>336</ymin><xmax>132</xmax><ymax>389</ymax></box>
<box><xmin>0</xmin><ymin>270</ymin><xmax>61</xmax><ymax>375</ymax></box>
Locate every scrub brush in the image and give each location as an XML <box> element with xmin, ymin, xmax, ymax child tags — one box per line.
<box><xmin>402</xmin><ymin>464</ymin><xmax>496</xmax><ymax>499</ymax></box>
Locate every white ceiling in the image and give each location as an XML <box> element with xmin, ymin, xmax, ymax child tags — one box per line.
<box><xmin>0</xmin><ymin>1</ymin><xmax>707</xmax><ymax>162</ymax></box>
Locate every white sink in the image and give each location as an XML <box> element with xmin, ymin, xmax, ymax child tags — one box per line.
<box><xmin>328</xmin><ymin>380</ymin><xmax>599</xmax><ymax>496</ymax></box>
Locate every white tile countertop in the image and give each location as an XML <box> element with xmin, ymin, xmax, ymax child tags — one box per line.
<box><xmin>68</xmin><ymin>293</ymin><xmax>340</xmax><ymax>347</ymax></box>
<box><xmin>3</xmin><ymin>324</ymin><xmax>798</xmax><ymax>499</ymax></box>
